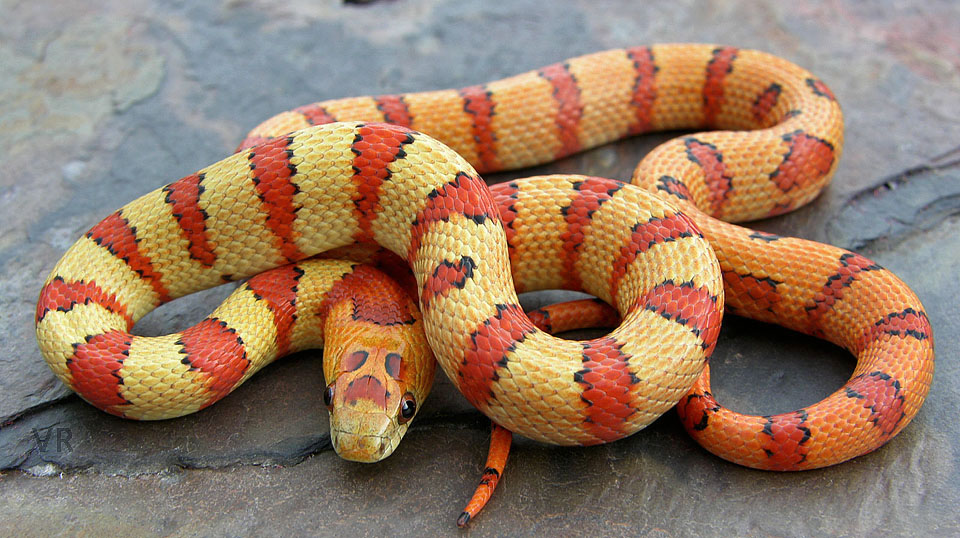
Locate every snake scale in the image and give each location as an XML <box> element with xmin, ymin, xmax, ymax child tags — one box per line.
<box><xmin>36</xmin><ymin>43</ymin><xmax>934</xmax><ymax>518</ymax></box>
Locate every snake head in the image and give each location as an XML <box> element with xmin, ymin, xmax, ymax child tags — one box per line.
<box><xmin>318</xmin><ymin>265</ymin><xmax>436</xmax><ymax>462</ymax></box>
<box><xmin>322</xmin><ymin>308</ymin><xmax>436</xmax><ymax>462</ymax></box>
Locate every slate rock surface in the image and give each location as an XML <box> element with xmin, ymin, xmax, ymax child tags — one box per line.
<box><xmin>1</xmin><ymin>0</ymin><xmax>958</xmax><ymax>535</ymax></box>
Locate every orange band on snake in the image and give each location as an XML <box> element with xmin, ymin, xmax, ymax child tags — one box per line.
<box><xmin>36</xmin><ymin>44</ymin><xmax>933</xmax><ymax>474</ymax></box>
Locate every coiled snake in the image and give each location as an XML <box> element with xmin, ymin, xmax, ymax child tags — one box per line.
<box><xmin>36</xmin><ymin>44</ymin><xmax>934</xmax><ymax>524</ymax></box>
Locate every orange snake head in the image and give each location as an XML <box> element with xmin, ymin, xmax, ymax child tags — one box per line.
<box><xmin>321</xmin><ymin>288</ymin><xmax>436</xmax><ymax>463</ymax></box>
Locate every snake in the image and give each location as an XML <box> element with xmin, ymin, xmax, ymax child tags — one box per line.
<box><xmin>36</xmin><ymin>43</ymin><xmax>934</xmax><ymax>518</ymax></box>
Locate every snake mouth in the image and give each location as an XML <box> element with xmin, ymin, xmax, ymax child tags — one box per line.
<box><xmin>332</xmin><ymin>431</ymin><xmax>396</xmax><ymax>463</ymax></box>
<box><xmin>329</xmin><ymin>408</ymin><xmax>403</xmax><ymax>463</ymax></box>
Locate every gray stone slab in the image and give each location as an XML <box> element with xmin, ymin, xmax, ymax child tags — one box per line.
<box><xmin>1</xmin><ymin>0</ymin><xmax>958</xmax><ymax>535</ymax></box>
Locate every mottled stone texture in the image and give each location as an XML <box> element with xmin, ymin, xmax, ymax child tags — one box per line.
<box><xmin>1</xmin><ymin>0</ymin><xmax>958</xmax><ymax>535</ymax></box>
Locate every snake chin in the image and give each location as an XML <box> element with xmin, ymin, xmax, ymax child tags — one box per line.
<box><xmin>329</xmin><ymin>406</ymin><xmax>407</xmax><ymax>463</ymax></box>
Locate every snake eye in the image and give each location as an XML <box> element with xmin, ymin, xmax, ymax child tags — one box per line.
<box><xmin>323</xmin><ymin>383</ymin><xmax>335</xmax><ymax>410</ymax></box>
<box><xmin>398</xmin><ymin>393</ymin><xmax>417</xmax><ymax>423</ymax></box>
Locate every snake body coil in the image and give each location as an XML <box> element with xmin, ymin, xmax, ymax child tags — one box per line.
<box><xmin>37</xmin><ymin>44</ymin><xmax>933</xmax><ymax>471</ymax></box>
